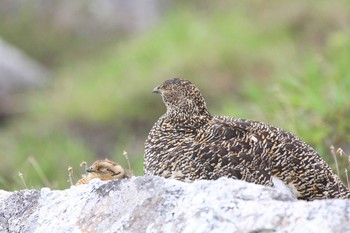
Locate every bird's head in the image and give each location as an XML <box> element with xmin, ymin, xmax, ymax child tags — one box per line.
<box><xmin>153</xmin><ymin>78</ymin><xmax>211</xmax><ymax>118</ymax></box>
<box><xmin>86</xmin><ymin>159</ymin><xmax>126</xmax><ymax>181</ymax></box>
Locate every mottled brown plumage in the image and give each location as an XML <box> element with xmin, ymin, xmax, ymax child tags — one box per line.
<box><xmin>144</xmin><ymin>78</ymin><xmax>350</xmax><ymax>200</ymax></box>
<box><xmin>76</xmin><ymin>159</ymin><xmax>128</xmax><ymax>185</ymax></box>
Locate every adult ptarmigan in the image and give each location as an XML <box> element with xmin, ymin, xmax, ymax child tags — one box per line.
<box><xmin>144</xmin><ymin>78</ymin><xmax>350</xmax><ymax>200</ymax></box>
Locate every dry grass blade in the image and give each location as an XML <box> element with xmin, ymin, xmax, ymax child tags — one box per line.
<box><xmin>80</xmin><ymin>161</ymin><xmax>88</xmax><ymax>171</ymax></box>
<box><xmin>345</xmin><ymin>168</ymin><xmax>349</xmax><ymax>190</ymax></box>
<box><xmin>330</xmin><ymin>145</ymin><xmax>340</xmax><ymax>177</ymax></box>
<box><xmin>28</xmin><ymin>156</ymin><xmax>51</xmax><ymax>187</ymax></box>
<box><xmin>18</xmin><ymin>172</ymin><xmax>28</xmax><ymax>189</ymax></box>
<box><xmin>331</xmin><ymin>146</ymin><xmax>350</xmax><ymax>190</ymax></box>
<box><xmin>68</xmin><ymin>166</ymin><xmax>74</xmax><ymax>186</ymax></box>
<box><xmin>123</xmin><ymin>150</ymin><xmax>132</xmax><ymax>171</ymax></box>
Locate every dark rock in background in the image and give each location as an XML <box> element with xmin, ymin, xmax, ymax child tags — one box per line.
<box><xmin>0</xmin><ymin>38</ymin><xmax>50</xmax><ymax>121</ymax></box>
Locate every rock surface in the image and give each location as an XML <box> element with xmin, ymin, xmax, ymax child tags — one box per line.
<box><xmin>0</xmin><ymin>176</ymin><xmax>349</xmax><ymax>233</ymax></box>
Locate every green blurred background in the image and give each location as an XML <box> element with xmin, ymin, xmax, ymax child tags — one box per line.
<box><xmin>0</xmin><ymin>0</ymin><xmax>349</xmax><ymax>190</ymax></box>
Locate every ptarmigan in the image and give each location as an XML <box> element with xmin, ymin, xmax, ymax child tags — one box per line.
<box><xmin>144</xmin><ymin>78</ymin><xmax>350</xmax><ymax>200</ymax></box>
<box><xmin>76</xmin><ymin>159</ymin><xmax>128</xmax><ymax>185</ymax></box>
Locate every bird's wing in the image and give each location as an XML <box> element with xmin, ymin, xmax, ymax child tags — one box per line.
<box><xmin>208</xmin><ymin>116</ymin><xmax>350</xmax><ymax>200</ymax></box>
<box><xmin>192</xmin><ymin>118</ymin><xmax>274</xmax><ymax>186</ymax></box>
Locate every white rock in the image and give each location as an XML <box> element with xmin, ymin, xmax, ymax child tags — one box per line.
<box><xmin>0</xmin><ymin>176</ymin><xmax>349</xmax><ymax>233</ymax></box>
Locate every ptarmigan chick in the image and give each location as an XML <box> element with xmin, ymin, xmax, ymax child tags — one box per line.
<box><xmin>76</xmin><ymin>159</ymin><xmax>128</xmax><ymax>185</ymax></box>
<box><xmin>144</xmin><ymin>78</ymin><xmax>350</xmax><ymax>200</ymax></box>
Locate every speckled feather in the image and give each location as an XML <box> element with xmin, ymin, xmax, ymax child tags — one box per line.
<box><xmin>144</xmin><ymin>78</ymin><xmax>350</xmax><ymax>200</ymax></box>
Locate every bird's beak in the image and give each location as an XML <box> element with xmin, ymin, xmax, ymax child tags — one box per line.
<box><xmin>152</xmin><ymin>86</ymin><xmax>160</xmax><ymax>94</ymax></box>
<box><xmin>86</xmin><ymin>167</ymin><xmax>95</xmax><ymax>173</ymax></box>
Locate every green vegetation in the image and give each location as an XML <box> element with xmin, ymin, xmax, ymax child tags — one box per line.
<box><xmin>0</xmin><ymin>1</ymin><xmax>349</xmax><ymax>190</ymax></box>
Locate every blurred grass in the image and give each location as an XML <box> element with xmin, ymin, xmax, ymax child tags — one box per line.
<box><xmin>0</xmin><ymin>0</ymin><xmax>349</xmax><ymax>190</ymax></box>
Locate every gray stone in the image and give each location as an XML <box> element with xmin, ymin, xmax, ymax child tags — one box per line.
<box><xmin>0</xmin><ymin>38</ymin><xmax>49</xmax><ymax>93</ymax></box>
<box><xmin>0</xmin><ymin>176</ymin><xmax>349</xmax><ymax>233</ymax></box>
<box><xmin>0</xmin><ymin>38</ymin><xmax>50</xmax><ymax>119</ymax></box>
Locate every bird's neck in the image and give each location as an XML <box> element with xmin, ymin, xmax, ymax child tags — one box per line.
<box><xmin>166</xmin><ymin>108</ymin><xmax>212</xmax><ymax>131</ymax></box>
